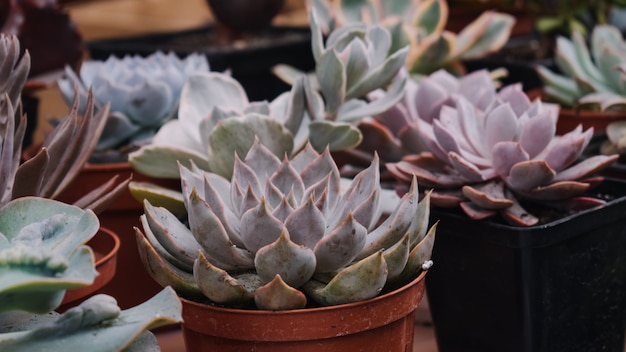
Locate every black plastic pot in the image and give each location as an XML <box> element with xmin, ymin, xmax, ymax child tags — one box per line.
<box><xmin>86</xmin><ymin>25</ymin><xmax>314</xmax><ymax>101</ymax></box>
<box><xmin>426</xmin><ymin>178</ymin><xmax>626</xmax><ymax>352</ymax></box>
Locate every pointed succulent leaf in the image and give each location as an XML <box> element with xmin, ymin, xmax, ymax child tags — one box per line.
<box><xmin>255</xmin><ymin>231</ymin><xmax>317</xmax><ymax>287</ymax></box>
<box><xmin>135</xmin><ymin>229</ymin><xmax>202</xmax><ymax>298</ymax></box>
<box><xmin>314</xmin><ymin>213</ymin><xmax>367</xmax><ymax>273</ymax></box>
<box><xmin>389</xmin><ymin>222</ymin><xmax>436</xmax><ymax>289</ymax></box>
<box><xmin>285</xmin><ymin>196</ymin><xmax>326</xmax><ymax>249</ymax></box>
<box><xmin>143</xmin><ymin>201</ymin><xmax>201</xmax><ymax>270</ymax></box>
<box><xmin>358</xmin><ymin>177</ymin><xmax>419</xmax><ymax>259</ymax></box>
<box><xmin>500</xmin><ymin>190</ymin><xmax>538</xmax><ymax>226</ymax></box>
<box><xmin>270</xmin><ymin>156</ymin><xmax>306</xmax><ymax>201</ymax></box>
<box><xmin>485</xmin><ymin>103</ymin><xmax>519</xmax><ymax>151</ymax></box>
<box><xmin>140</xmin><ymin>214</ymin><xmax>192</xmax><ymax>271</ymax></box>
<box><xmin>317</xmin><ymin>50</ymin><xmax>347</xmax><ymax>111</ymax></box>
<box><xmin>346</xmin><ymin>46</ymin><xmax>408</xmax><ymax>100</ymax></box>
<box><xmin>459</xmin><ymin>201</ymin><xmax>497</xmax><ymax>220</ymax></box>
<box><xmin>526</xmin><ymin>181</ymin><xmax>591</xmax><ymax>201</ymax></box>
<box><xmin>338</xmin><ymin>73</ymin><xmax>407</xmax><ymax>121</ymax></box>
<box><xmin>254</xmin><ymin>275</ymin><xmax>307</xmax><ymax>310</ymax></box>
<box><xmin>187</xmin><ymin>190</ymin><xmax>254</xmax><ymax>270</ymax></box>
<box><xmin>242</xmin><ymin>138</ymin><xmax>282</xmax><ymax>183</ymax></box>
<box><xmin>303</xmin><ymin>250</ymin><xmax>387</xmax><ymax>306</ymax></box>
<box><xmin>239</xmin><ymin>198</ymin><xmax>286</xmax><ymax>253</ymax></box>
<box><xmin>382</xmin><ymin>231</ymin><xmax>410</xmax><ymax>281</ymax></box>
<box><xmin>193</xmin><ymin>251</ymin><xmax>256</xmax><ymax>305</ymax></box>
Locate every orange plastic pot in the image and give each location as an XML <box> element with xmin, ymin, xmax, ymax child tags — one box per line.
<box><xmin>180</xmin><ymin>271</ymin><xmax>427</xmax><ymax>352</ymax></box>
<box><xmin>58</xmin><ymin>227</ymin><xmax>120</xmax><ymax>311</ymax></box>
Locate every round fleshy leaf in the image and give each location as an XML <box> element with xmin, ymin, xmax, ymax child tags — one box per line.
<box><xmin>314</xmin><ymin>213</ymin><xmax>367</xmax><ymax>273</ymax></box>
<box><xmin>506</xmin><ymin>160</ymin><xmax>555</xmax><ymax>192</ymax></box>
<box><xmin>239</xmin><ymin>198</ymin><xmax>286</xmax><ymax>253</ymax></box>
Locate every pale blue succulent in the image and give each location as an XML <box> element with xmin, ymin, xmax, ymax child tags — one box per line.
<box><xmin>57</xmin><ymin>51</ymin><xmax>210</xmax><ymax>158</ymax></box>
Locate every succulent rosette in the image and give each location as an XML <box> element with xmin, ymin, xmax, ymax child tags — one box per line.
<box><xmin>386</xmin><ymin>82</ymin><xmax>619</xmax><ymax>226</ymax></box>
<box><xmin>136</xmin><ymin>140</ymin><xmax>436</xmax><ymax>310</ymax></box>
<box><xmin>57</xmin><ymin>51</ymin><xmax>210</xmax><ymax>160</ymax></box>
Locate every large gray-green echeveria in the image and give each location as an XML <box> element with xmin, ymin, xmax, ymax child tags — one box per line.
<box><xmin>386</xmin><ymin>80</ymin><xmax>618</xmax><ymax>226</ymax></box>
<box><xmin>57</xmin><ymin>51</ymin><xmax>210</xmax><ymax>161</ymax></box>
<box><xmin>308</xmin><ymin>0</ymin><xmax>514</xmax><ymax>77</ymax></box>
<box><xmin>136</xmin><ymin>140</ymin><xmax>436</xmax><ymax>310</ymax></box>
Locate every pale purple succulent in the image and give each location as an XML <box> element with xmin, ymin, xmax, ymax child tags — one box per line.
<box><xmin>386</xmin><ymin>83</ymin><xmax>618</xmax><ymax>226</ymax></box>
<box><xmin>136</xmin><ymin>139</ymin><xmax>436</xmax><ymax>310</ymax></box>
<box><xmin>356</xmin><ymin>69</ymin><xmax>502</xmax><ymax>163</ymax></box>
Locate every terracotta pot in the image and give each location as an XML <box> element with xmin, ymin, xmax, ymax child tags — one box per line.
<box><xmin>54</xmin><ymin>160</ymin><xmax>180</xmax><ymax>309</ymax></box>
<box><xmin>180</xmin><ymin>271</ymin><xmax>427</xmax><ymax>352</ymax></box>
<box><xmin>58</xmin><ymin>227</ymin><xmax>120</xmax><ymax>311</ymax></box>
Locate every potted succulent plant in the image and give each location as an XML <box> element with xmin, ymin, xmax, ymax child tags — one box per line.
<box><xmin>0</xmin><ymin>196</ymin><xmax>183</xmax><ymax>351</ymax></box>
<box><xmin>380</xmin><ymin>68</ymin><xmax>626</xmax><ymax>352</ymax></box>
<box><xmin>536</xmin><ymin>24</ymin><xmax>626</xmax><ymax>135</ymax></box>
<box><xmin>301</xmin><ymin>0</ymin><xmax>515</xmax><ymax>78</ymax></box>
<box><xmin>135</xmin><ymin>139</ymin><xmax>437</xmax><ymax>350</ymax></box>
<box><xmin>42</xmin><ymin>50</ymin><xmax>210</xmax><ymax>309</ymax></box>
<box><xmin>128</xmin><ymin>13</ymin><xmax>409</xmax><ymax>206</ymax></box>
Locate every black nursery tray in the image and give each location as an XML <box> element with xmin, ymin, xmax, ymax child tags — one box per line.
<box><xmin>87</xmin><ymin>25</ymin><xmax>315</xmax><ymax>101</ymax></box>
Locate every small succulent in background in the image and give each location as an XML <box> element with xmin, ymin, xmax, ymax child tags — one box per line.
<box><xmin>306</xmin><ymin>0</ymin><xmax>515</xmax><ymax>77</ymax></box>
<box><xmin>537</xmin><ymin>24</ymin><xmax>626</xmax><ymax>111</ymax></box>
<box><xmin>600</xmin><ymin>119</ymin><xmax>626</xmax><ymax>156</ymax></box>
<box><xmin>136</xmin><ymin>140</ymin><xmax>436</xmax><ymax>310</ymax></box>
<box><xmin>57</xmin><ymin>51</ymin><xmax>210</xmax><ymax>163</ymax></box>
<box><xmin>130</xmin><ymin>14</ymin><xmax>409</xmax><ymax>185</ymax></box>
<box><xmin>386</xmin><ymin>81</ymin><xmax>618</xmax><ymax>226</ymax></box>
<box><xmin>0</xmin><ymin>197</ymin><xmax>183</xmax><ymax>351</ymax></box>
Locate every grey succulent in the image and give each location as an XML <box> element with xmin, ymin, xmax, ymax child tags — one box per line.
<box><xmin>136</xmin><ymin>140</ymin><xmax>436</xmax><ymax>310</ymax></box>
<box><xmin>57</xmin><ymin>51</ymin><xmax>210</xmax><ymax>162</ymax></box>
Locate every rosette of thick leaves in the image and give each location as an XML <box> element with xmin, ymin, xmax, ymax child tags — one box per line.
<box><xmin>308</xmin><ymin>0</ymin><xmax>514</xmax><ymax>76</ymax></box>
<box><xmin>0</xmin><ymin>197</ymin><xmax>99</xmax><ymax>313</ymax></box>
<box><xmin>537</xmin><ymin>24</ymin><xmax>626</xmax><ymax>110</ymax></box>
<box><xmin>57</xmin><ymin>51</ymin><xmax>210</xmax><ymax>152</ymax></box>
<box><xmin>358</xmin><ymin>69</ymin><xmax>501</xmax><ymax>163</ymax></box>
<box><xmin>387</xmin><ymin>84</ymin><xmax>618</xmax><ymax>226</ymax></box>
<box><xmin>136</xmin><ymin>140</ymin><xmax>436</xmax><ymax>310</ymax></box>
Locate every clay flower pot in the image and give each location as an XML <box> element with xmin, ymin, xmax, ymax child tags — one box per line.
<box><xmin>180</xmin><ymin>271</ymin><xmax>427</xmax><ymax>351</ymax></box>
<box><xmin>58</xmin><ymin>227</ymin><xmax>120</xmax><ymax>311</ymax></box>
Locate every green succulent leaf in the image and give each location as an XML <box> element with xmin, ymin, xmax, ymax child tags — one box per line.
<box><xmin>129</xmin><ymin>181</ymin><xmax>186</xmax><ymax>218</ymax></box>
<box><xmin>308</xmin><ymin>120</ymin><xmax>362</xmax><ymax>151</ymax></box>
<box><xmin>129</xmin><ymin>144</ymin><xmax>210</xmax><ymax>179</ymax></box>
<box><xmin>207</xmin><ymin>114</ymin><xmax>294</xmax><ymax>179</ymax></box>
<box><xmin>0</xmin><ymin>287</ymin><xmax>182</xmax><ymax>352</ymax></box>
